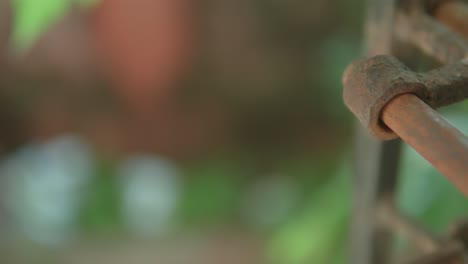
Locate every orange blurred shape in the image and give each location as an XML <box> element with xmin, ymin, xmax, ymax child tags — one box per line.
<box><xmin>91</xmin><ymin>0</ymin><xmax>195</xmax><ymax>115</ymax></box>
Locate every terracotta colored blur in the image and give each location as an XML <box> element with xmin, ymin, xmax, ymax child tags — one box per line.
<box><xmin>381</xmin><ymin>94</ymin><xmax>468</xmax><ymax>196</ymax></box>
<box><xmin>91</xmin><ymin>0</ymin><xmax>195</xmax><ymax>115</ymax></box>
<box><xmin>434</xmin><ymin>0</ymin><xmax>468</xmax><ymax>39</ymax></box>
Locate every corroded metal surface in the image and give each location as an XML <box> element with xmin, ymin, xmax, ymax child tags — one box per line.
<box><xmin>381</xmin><ymin>94</ymin><xmax>468</xmax><ymax>196</ymax></box>
<box><xmin>343</xmin><ymin>55</ymin><xmax>468</xmax><ymax>139</ymax></box>
<box><xmin>343</xmin><ymin>56</ymin><xmax>426</xmax><ymax>139</ymax></box>
<box><xmin>422</xmin><ymin>57</ymin><xmax>468</xmax><ymax>107</ymax></box>
<box><xmin>343</xmin><ymin>55</ymin><xmax>468</xmax><ymax>140</ymax></box>
<box><xmin>347</xmin><ymin>0</ymin><xmax>468</xmax><ymax>263</ymax></box>
<box><xmin>343</xmin><ymin>53</ymin><xmax>468</xmax><ymax>193</ymax></box>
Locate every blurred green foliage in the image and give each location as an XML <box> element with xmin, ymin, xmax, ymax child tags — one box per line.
<box><xmin>266</xmin><ymin>110</ymin><xmax>468</xmax><ymax>264</ymax></box>
<box><xmin>11</xmin><ymin>0</ymin><xmax>97</xmax><ymax>52</ymax></box>
<box><xmin>268</xmin><ymin>164</ymin><xmax>350</xmax><ymax>264</ymax></box>
<box><xmin>79</xmin><ymin>159</ymin><xmax>122</xmax><ymax>232</ymax></box>
<box><xmin>6</xmin><ymin>0</ymin><xmax>468</xmax><ymax>263</ymax></box>
<box><xmin>177</xmin><ymin>161</ymin><xmax>250</xmax><ymax>225</ymax></box>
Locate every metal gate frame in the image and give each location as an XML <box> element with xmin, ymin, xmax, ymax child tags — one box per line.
<box><xmin>346</xmin><ymin>0</ymin><xmax>468</xmax><ymax>263</ymax></box>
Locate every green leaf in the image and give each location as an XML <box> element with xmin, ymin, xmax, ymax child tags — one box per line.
<box><xmin>11</xmin><ymin>0</ymin><xmax>98</xmax><ymax>53</ymax></box>
<box><xmin>267</xmin><ymin>163</ymin><xmax>351</xmax><ymax>264</ymax></box>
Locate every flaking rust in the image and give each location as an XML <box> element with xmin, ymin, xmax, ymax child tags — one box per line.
<box><xmin>342</xmin><ymin>55</ymin><xmax>426</xmax><ymax>140</ymax></box>
<box><xmin>343</xmin><ymin>52</ymin><xmax>468</xmax><ymax>195</ymax></box>
<box><xmin>347</xmin><ymin>1</ymin><xmax>468</xmax><ymax>263</ymax></box>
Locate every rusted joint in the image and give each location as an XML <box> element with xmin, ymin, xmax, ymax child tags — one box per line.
<box><xmin>343</xmin><ymin>55</ymin><xmax>468</xmax><ymax>140</ymax></box>
<box><xmin>342</xmin><ymin>56</ymin><xmax>426</xmax><ymax>140</ymax></box>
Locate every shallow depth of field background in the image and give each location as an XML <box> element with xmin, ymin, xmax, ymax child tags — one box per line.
<box><xmin>0</xmin><ymin>1</ymin><xmax>467</xmax><ymax>263</ymax></box>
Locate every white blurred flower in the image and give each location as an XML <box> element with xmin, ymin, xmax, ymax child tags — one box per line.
<box><xmin>118</xmin><ymin>155</ymin><xmax>180</xmax><ymax>238</ymax></box>
<box><xmin>2</xmin><ymin>135</ymin><xmax>93</xmax><ymax>246</ymax></box>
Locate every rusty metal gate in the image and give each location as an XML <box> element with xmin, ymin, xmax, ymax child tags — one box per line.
<box><xmin>343</xmin><ymin>0</ymin><xmax>468</xmax><ymax>263</ymax></box>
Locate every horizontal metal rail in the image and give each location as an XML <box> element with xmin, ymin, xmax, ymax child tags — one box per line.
<box><xmin>381</xmin><ymin>93</ymin><xmax>468</xmax><ymax>195</ymax></box>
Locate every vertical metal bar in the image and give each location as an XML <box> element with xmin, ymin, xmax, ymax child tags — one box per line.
<box><xmin>350</xmin><ymin>128</ymin><xmax>401</xmax><ymax>264</ymax></box>
<box><xmin>349</xmin><ymin>0</ymin><xmax>402</xmax><ymax>263</ymax></box>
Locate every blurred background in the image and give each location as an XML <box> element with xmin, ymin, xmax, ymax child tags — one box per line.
<box><xmin>0</xmin><ymin>0</ymin><xmax>467</xmax><ymax>263</ymax></box>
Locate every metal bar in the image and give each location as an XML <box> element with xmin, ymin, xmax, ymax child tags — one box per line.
<box><xmin>433</xmin><ymin>0</ymin><xmax>468</xmax><ymax>39</ymax></box>
<box><xmin>349</xmin><ymin>0</ymin><xmax>402</xmax><ymax>263</ymax></box>
<box><xmin>423</xmin><ymin>58</ymin><xmax>468</xmax><ymax>108</ymax></box>
<box><xmin>350</xmin><ymin>1</ymin><xmax>468</xmax><ymax>263</ymax></box>
<box><xmin>395</xmin><ymin>10</ymin><xmax>468</xmax><ymax>64</ymax></box>
<box><xmin>381</xmin><ymin>94</ymin><xmax>468</xmax><ymax>196</ymax></box>
<box><xmin>405</xmin><ymin>243</ymin><xmax>465</xmax><ymax>264</ymax></box>
<box><xmin>378</xmin><ymin>198</ymin><xmax>442</xmax><ymax>253</ymax></box>
<box><xmin>351</xmin><ymin>127</ymin><xmax>401</xmax><ymax>264</ymax></box>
